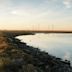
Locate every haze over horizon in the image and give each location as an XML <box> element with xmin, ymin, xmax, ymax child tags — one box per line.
<box><xmin>0</xmin><ymin>0</ymin><xmax>72</xmax><ymax>30</ymax></box>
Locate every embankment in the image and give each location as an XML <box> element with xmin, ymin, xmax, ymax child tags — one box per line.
<box><xmin>0</xmin><ymin>31</ymin><xmax>72</xmax><ymax>72</ymax></box>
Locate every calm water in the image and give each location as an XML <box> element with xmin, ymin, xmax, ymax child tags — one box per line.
<box><xmin>16</xmin><ymin>33</ymin><xmax>72</xmax><ymax>62</ymax></box>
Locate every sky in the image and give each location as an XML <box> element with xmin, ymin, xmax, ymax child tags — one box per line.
<box><xmin>0</xmin><ymin>0</ymin><xmax>72</xmax><ymax>30</ymax></box>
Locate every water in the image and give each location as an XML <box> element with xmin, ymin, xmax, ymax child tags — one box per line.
<box><xmin>16</xmin><ymin>33</ymin><xmax>72</xmax><ymax>62</ymax></box>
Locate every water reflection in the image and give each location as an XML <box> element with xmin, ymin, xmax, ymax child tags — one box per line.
<box><xmin>16</xmin><ymin>33</ymin><xmax>72</xmax><ymax>62</ymax></box>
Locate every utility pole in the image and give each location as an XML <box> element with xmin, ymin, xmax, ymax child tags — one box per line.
<box><xmin>52</xmin><ymin>24</ymin><xmax>54</xmax><ymax>31</ymax></box>
<box><xmin>37</xmin><ymin>24</ymin><xmax>40</xmax><ymax>31</ymax></box>
<box><xmin>51</xmin><ymin>24</ymin><xmax>54</xmax><ymax>31</ymax></box>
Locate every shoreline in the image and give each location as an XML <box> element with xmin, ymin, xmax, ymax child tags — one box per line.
<box><xmin>0</xmin><ymin>31</ymin><xmax>72</xmax><ymax>72</ymax></box>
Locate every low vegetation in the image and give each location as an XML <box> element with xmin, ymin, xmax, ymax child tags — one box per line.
<box><xmin>0</xmin><ymin>31</ymin><xmax>72</xmax><ymax>72</ymax></box>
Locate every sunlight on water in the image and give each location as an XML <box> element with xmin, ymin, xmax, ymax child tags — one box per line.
<box><xmin>16</xmin><ymin>33</ymin><xmax>72</xmax><ymax>62</ymax></box>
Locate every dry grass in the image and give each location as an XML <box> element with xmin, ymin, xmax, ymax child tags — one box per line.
<box><xmin>0</xmin><ymin>36</ymin><xmax>9</xmax><ymax>53</ymax></box>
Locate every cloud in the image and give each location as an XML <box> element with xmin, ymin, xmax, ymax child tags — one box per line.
<box><xmin>10</xmin><ymin>8</ymin><xmax>62</xmax><ymax>20</ymax></box>
<box><xmin>63</xmin><ymin>0</ymin><xmax>72</xmax><ymax>8</ymax></box>
<box><xmin>11</xmin><ymin>10</ymin><xmax>33</xmax><ymax>18</ymax></box>
<box><xmin>0</xmin><ymin>0</ymin><xmax>10</xmax><ymax>5</ymax></box>
<box><xmin>0</xmin><ymin>0</ymin><xmax>11</xmax><ymax>10</ymax></box>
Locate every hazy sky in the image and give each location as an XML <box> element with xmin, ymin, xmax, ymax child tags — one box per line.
<box><xmin>0</xmin><ymin>0</ymin><xmax>72</xmax><ymax>30</ymax></box>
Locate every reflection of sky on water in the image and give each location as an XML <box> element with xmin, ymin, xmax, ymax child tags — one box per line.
<box><xmin>16</xmin><ymin>33</ymin><xmax>72</xmax><ymax>62</ymax></box>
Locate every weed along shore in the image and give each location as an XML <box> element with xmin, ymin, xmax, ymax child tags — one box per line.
<box><xmin>0</xmin><ymin>31</ymin><xmax>72</xmax><ymax>72</ymax></box>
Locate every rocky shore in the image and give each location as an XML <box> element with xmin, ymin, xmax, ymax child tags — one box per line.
<box><xmin>0</xmin><ymin>31</ymin><xmax>72</xmax><ymax>72</ymax></box>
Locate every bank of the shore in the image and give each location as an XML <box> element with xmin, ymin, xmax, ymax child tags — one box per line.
<box><xmin>0</xmin><ymin>31</ymin><xmax>72</xmax><ymax>72</ymax></box>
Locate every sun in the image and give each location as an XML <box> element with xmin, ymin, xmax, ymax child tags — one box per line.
<box><xmin>11</xmin><ymin>10</ymin><xmax>17</xmax><ymax>15</ymax></box>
